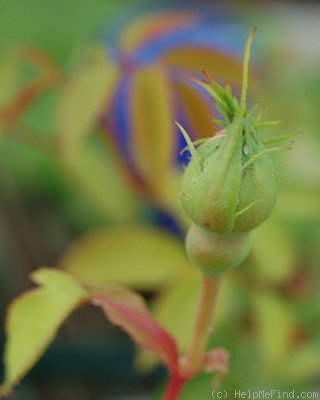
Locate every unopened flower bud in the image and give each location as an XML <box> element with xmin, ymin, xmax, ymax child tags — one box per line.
<box><xmin>178</xmin><ymin>29</ymin><xmax>285</xmax><ymax>235</ymax></box>
<box><xmin>180</xmin><ymin>123</ymin><xmax>278</xmax><ymax>233</ymax></box>
<box><xmin>177</xmin><ymin>29</ymin><xmax>292</xmax><ymax>275</ymax></box>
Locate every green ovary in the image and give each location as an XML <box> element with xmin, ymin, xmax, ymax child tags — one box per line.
<box><xmin>185</xmin><ymin>224</ymin><xmax>251</xmax><ymax>276</ymax></box>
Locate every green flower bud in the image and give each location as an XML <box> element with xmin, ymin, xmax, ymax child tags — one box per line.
<box><xmin>180</xmin><ymin>126</ymin><xmax>278</xmax><ymax>233</ymax></box>
<box><xmin>178</xmin><ymin>29</ymin><xmax>287</xmax><ymax>235</ymax></box>
<box><xmin>178</xmin><ymin>29</ymin><xmax>294</xmax><ymax>276</ymax></box>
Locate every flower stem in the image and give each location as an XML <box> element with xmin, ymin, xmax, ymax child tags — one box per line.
<box><xmin>181</xmin><ymin>275</ymin><xmax>221</xmax><ymax>377</ymax></box>
<box><xmin>163</xmin><ymin>374</ymin><xmax>186</xmax><ymax>400</ymax></box>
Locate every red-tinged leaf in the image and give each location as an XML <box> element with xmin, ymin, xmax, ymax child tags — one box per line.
<box><xmin>163</xmin><ymin>46</ymin><xmax>243</xmax><ymax>84</ymax></box>
<box><xmin>0</xmin><ymin>268</ymin><xmax>88</xmax><ymax>397</ymax></box>
<box><xmin>203</xmin><ymin>347</ymin><xmax>229</xmax><ymax>374</ymax></box>
<box><xmin>119</xmin><ymin>11</ymin><xmax>198</xmax><ymax>54</ymax></box>
<box><xmin>92</xmin><ymin>287</ymin><xmax>179</xmax><ymax>375</ymax></box>
<box><xmin>174</xmin><ymin>81</ymin><xmax>217</xmax><ymax>139</ymax></box>
<box><xmin>0</xmin><ymin>48</ymin><xmax>58</xmax><ymax>128</ymax></box>
<box><xmin>129</xmin><ymin>64</ymin><xmax>175</xmax><ymax>197</ymax></box>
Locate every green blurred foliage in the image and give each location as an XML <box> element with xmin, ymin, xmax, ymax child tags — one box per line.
<box><xmin>0</xmin><ymin>0</ymin><xmax>319</xmax><ymax>399</ymax></box>
<box><xmin>0</xmin><ymin>0</ymin><xmax>137</xmax><ymax>62</ymax></box>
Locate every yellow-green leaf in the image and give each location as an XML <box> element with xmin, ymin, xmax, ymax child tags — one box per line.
<box><xmin>251</xmin><ymin>218</ymin><xmax>296</xmax><ymax>284</ymax></box>
<box><xmin>0</xmin><ymin>268</ymin><xmax>88</xmax><ymax>396</ymax></box>
<box><xmin>151</xmin><ymin>271</ymin><xmax>235</xmax><ymax>354</ymax></box>
<box><xmin>59</xmin><ymin>226</ymin><xmax>188</xmax><ymax>290</ymax></box>
<box><xmin>61</xmin><ymin>140</ymin><xmax>136</xmax><ymax>221</ymax></box>
<box><xmin>152</xmin><ymin>270</ymin><xmax>200</xmax><ymax>351</ymax></box>
<box><xmin>57</xmin><ymin>46</ymin><xmax>118</xmax><ymax>151</ymax></box>
<box><xmin>129</xmin><ymin>64</ymin><xmax>174</xmax><ymax>197</ymax></box>
<box><xmin>252</xmin><ymin>291</ymin><xmax>296</xmax><ymax>375</ymax></box>
<box><xmin>56</xmin><ymin>47</ymin><xmax>134</xmax><ymax>221</ymax></box>
<box><xmin>150</xmin><ymin>168</ymin><xmax>190</xmax><ymax>231</ymax></box>
<box><xmin>284</xmin><ymin>343</ymin><xmax>320</xmax><ymax>381</ymax></box>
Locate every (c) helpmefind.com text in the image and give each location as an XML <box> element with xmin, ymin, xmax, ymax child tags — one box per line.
<box><xmin>211</xmin><ymin>389</ymin><xmax>319</xmax><ymax>399</ymax></box>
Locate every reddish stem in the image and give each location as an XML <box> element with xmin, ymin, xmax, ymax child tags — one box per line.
<box><xmin>161</xmin><ymin>275</ymin><xmax>222</xmax><ymax>399</ymax></box>
<box><xmin>181</xmin><ymin>275</ymin><xmax>221</xmax><ymax>377</ymax></box>
<box><xmin>162</xmin><ymin>374</ymin><xmax>187</xmax><ymax>400</ymax></box>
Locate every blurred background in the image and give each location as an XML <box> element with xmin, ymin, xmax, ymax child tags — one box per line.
<box><xmin>0</xmin><ymin>0</ymin><xmax>319</xmax><ymax>399</ymax></box>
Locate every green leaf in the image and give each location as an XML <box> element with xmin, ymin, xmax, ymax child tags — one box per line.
<box><xmin>151</xmin><ymin>272</ymin><xmax>235</xmax><ymax>357</ymax></box>
<box><xmin>252</xmin><ymin>291</ymin><xmax>296</xmax><ymax>375</ymax></box>
<box><xmin>251</xmin><ymin>218</ymin><xmax>296</xmax><ymax>284</ymax></box>
<box><xmin>56</xmin><ymin>47</ymin><xmax>136</xmax><ymax>221</ymax></box>
<box><xmin>148</xmin><ymin>169</ymin><xmax>191</xmax><ymax>232</ymax></box>
<box><xmin>0</xmin><ymin>268</ymin><xmax>88</xmax><ymax>396</ymax></box>
<box><xmin>59</xmin><ymin>226</ymin><xmax>188</xmax><ymax>290</ymax></box>
<box><xmin>92</xmin><ymin>286</ymin><xmax>179</xmax><ymax>374</ymax></box>
<box><xmin>61</xmin><ymin>140</ymin><xmax>137</xmax><ymax>221</ymax></box>
<box><xmin>129</xmin><ymin>64</ymin><xmax>175</xmax><ymax>197</ymax></box>
<box><xmin>57</xmin><ymin>46</ymin><xmax>118</xmax><ymax>151</ymax></box>
<box><xmin>152</xmin><ymin>271</ymin><xmax>200</xmax><ymax>351</ymax></box>
<box><xmin>284</xmin><ymin>343</ymin><xmax>320</xmax><ymax>381</ymax></box>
